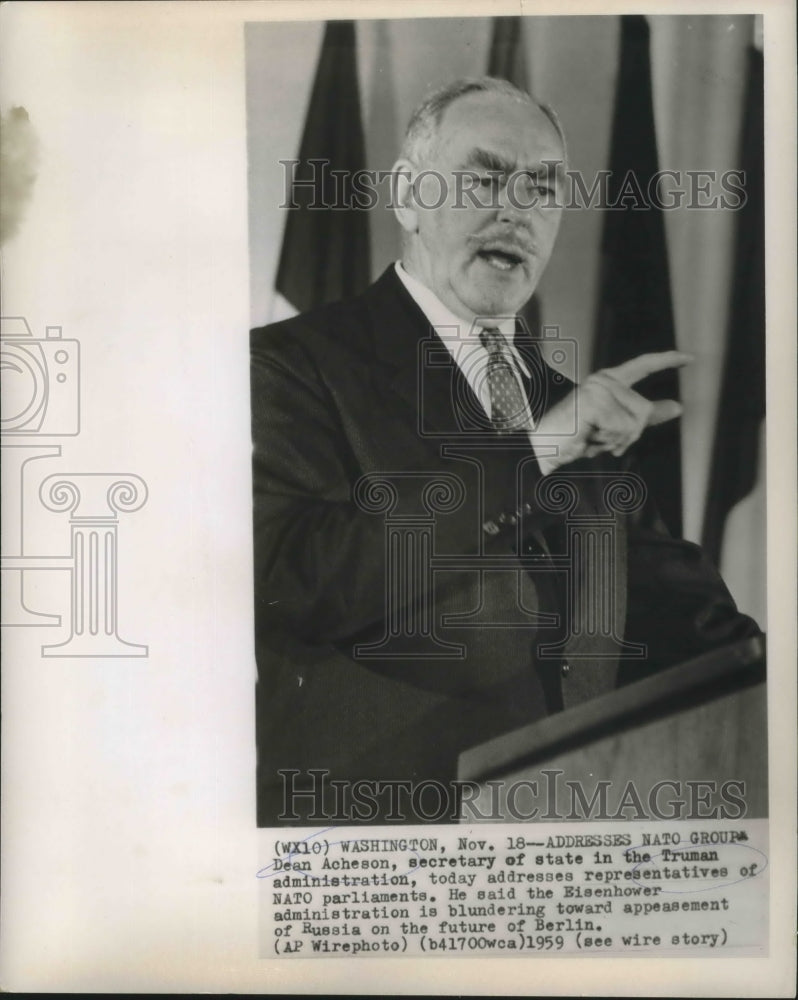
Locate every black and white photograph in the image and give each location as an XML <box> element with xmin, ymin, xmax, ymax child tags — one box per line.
<box><xmin>1</xmin><ymin>1</ymin><xmax>794</xmax><ymax>993</ymax></box>
<box><xmin>248</xmin><ymin>14</ymin><xmax>768</xmax><ymax>828</ymax></box>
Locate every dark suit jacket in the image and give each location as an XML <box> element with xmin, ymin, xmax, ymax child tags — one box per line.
<box><xmin>251</xmin><ymin>265</ymin><xmax>759</xmax><ymax>825</ymax></box>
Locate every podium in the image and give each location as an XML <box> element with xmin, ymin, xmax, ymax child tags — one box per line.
<box><xmin>457</xmin><ymin>636</ymin><xmax>767</xmax><ymax>822</ymax></box>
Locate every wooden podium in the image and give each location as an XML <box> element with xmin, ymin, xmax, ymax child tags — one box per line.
<box><xmin>457</xmin><ymin>636</ymin><xmax>767</xmax><ymax>821</ymax></box>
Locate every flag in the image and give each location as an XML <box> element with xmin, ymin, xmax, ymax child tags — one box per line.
<box><xmin>366</xmin><ymin>19</ymin><xmax>401</xmax><ymax>279</ymax></box>
<box><xmin>593</xmin><ymin>15</ymin><xmax>682</xmax><ymax>537</ymax></box>
<box><xmin>488</xmin><ymin>15</ymin><xmax>541</xmax><ymax>339</ymax></box>
<box><xmin>701</xmin><ymin>44</ymin><xmax>765</xmax><ymax>566</ymax></box>
<box><xmin>272</xmin><ymin>20</ymin><xmax>370</xmax><ymax>319</ymax></box>
<box><xmin>488</xmin><ymin>15</ymin><xmax>530</xmax><ymax>92</ymax></box>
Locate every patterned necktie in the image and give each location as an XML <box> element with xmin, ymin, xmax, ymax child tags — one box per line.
<box><xmin>478</xmin><ymin>326</ymin><xmax>530</xmax><ymax>434</ymax></box>
<box><xmin>479</xmin><ymin>326</ymin><xmax>553</xmax><ymax>561</ymax></box>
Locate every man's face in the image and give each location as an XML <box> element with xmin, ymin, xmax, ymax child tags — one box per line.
<box><xmin>402</xmin><ymin>91</ymin><xmax>565</xmax><ymax>320</ymax></box>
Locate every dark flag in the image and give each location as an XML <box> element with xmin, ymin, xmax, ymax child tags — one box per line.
<box><xmin>366</xmin><ymin>19</ymin><xmax>401</xmax><ymax>278</ymax></box>
<box><xmin>488</xmin><ymin>15</ymin><xmax>541</xmax><ymax>338</ymax></box>
<box><xmin>273</xmin><ymin>20</ymin><xmax>370</xmax><ymax>317</ymax></box>
<box><xmin>593</xmin><ymin>15</ymin><xmax>682</xmax><ymax>537</ymax></box>
<box><xmin>488</xmin><ymin>15</ymin><xmax>530</xmax><ymax>91</ymax></box>
<box><xmin>701</xmin><ymin>44</ymin><xmax>765</xmax><ymax>565</ymax></box>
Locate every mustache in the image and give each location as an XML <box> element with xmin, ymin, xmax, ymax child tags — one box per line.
<box><xmin>467</xmin><ymin>226</ymin><xmax>538</xmax><ymax>259</ymax></box>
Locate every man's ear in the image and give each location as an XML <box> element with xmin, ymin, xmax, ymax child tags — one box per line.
<box><xmin>390</xmin><ymin>158</ymin><xmax>419</xmax><ymax>234</ymax></box>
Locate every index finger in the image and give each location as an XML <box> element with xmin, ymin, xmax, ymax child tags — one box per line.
<box><xmin>604</xmin><ymin>351</ymin><xmax>694</xmax><ymax>388</ymax></box>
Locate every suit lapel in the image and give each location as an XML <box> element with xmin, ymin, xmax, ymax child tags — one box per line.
<box><xmin>361</xmin><ymin>268</ymin><xmax>626</xmax><ymax>702</ymax></box>
<box><xmin>364</xmin><ymin>267</ymin><xmax>576</xmax><ymax>433</ymax></box>
<box><xmin>364</xmin><ymin>267</ymin><xmax>488</xmax><ymax>437</ymax></box>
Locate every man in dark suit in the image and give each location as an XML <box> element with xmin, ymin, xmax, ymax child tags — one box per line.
<box><xmin>251</xmin><ymin>77</ymin><xmax>759</xmax><ymax>826</ymax></box>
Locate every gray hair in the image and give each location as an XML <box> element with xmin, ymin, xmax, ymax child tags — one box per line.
<box><xmin>400</xmin><ymin>76</ymin><xmax>567</xmax><ymax>166</ymax></box>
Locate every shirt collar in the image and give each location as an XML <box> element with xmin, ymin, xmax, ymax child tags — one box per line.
<box><xmin>394</xmin><ymin>261</ymin><xmax>520</xmax><ymax>349</ymax></box>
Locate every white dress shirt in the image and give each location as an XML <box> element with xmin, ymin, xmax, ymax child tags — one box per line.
<box><xmin>394</xmin><ymin>261</ymin><xmax>555</xmax><ymax>472</ymax></box>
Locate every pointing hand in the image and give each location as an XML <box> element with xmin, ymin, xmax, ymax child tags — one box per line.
<box><xmin>534</xmin><ymin>350</ymin><xmax>693</xmax><ymax>473</ymax></box>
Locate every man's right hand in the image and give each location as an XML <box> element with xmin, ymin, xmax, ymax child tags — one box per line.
<box><xmin>534</xmin><ymin>350</ymin><xmax>693</xmax><ymax>475</ymax></box>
